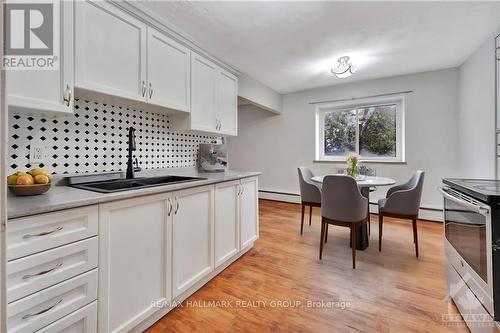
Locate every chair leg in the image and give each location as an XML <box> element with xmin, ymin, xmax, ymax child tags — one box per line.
<box><xmin>351</xmin><ymin>224</ymin><xmax>357</xmax><ymax>269</ymax></box>
<box><xmin>412</xmin><ymin>218</ymin><xmax>419</xmax><ymax>258</ymax></box>
<box><xmin>368</xmin><ymin>217</ymin><xmax>371</xmax><ymax>235</ymax></box>
<box><xmin>325</xmin><ymin>223</ymin><xmax>328</xmax><ymax>243</ymax></box>
<box><xmin>319</xmin><ymin>219</ymin><xmax>325</xmax><ymax>260</ymax></box>
<box><xmin>309</xmin><ymin>205</ymin><xmax>312</xmax><ymax>226</ymax></box>
<box><xmin>378</xmin><ymin>214</ymin><xmax>383</xmax><ymax>252</ymax></box>
<box><xmin>349</xmin><ymin>228</ymin><xmax>352</xmax><ymax>248</ymax></box>
<box><xmin>300</xmin><ymin>203</ymin><xmax>305</xmax><ymax>235</ymax></box>
<box><xmin>365</xmin><ymin>220</ymin><xmax>369</xmax><ymax>247</ymax></box>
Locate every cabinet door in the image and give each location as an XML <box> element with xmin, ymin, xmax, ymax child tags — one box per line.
<box><xmin>215</xmin><ymin>181</ymin><xmax>240</xmax><ymax>268</ymax></box>
<box><xmin>99</xmin><ymin>194</ymin><xmax>171</xmax><ymax>333</ymax></box>
<box><xmin>147</xmin><ymin>28</ymin><xmax>190</xmax><ymax>112</ymax></box>
<box><xmin>75</xmin><ymin>0</ymin><xmax>147</xmax><ymax>102</ymax></box>
<box><xmin>190</xmin><ymin>54</ymin><xmax>217</xmax><ymax>132</ymax></box>
<box><xmin>172</xmin><ymin>185</ymin><xmax>214</xmax><ymax>297</ymax></box>
<box><xmin>497</xmin><ymin>35</ymin><xmax>500</xmax><ymax>130</ymax></box>
<box><xmin>7</xmin><ymin>0</ymin><xmax>74</xmax><ymax>115</ymax></box>
<box><xmin>217</xmin><ymin>70</ymin><xmax>238</xmax><ymax>136</ymax></box>
<box><xmin>240</xmin><ymin>177</ymin><xmax>259</xmax><ymax>249</ymax></box>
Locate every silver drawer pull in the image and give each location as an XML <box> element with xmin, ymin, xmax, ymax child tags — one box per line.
<box><xmin>22</xmin><ymin>299</ymin><xmax>62</xmax><ymax>320</ymax></box>
<box><xmin>23</xmin><ymin>226</ymin><xmax>63</xmax><ymax>240</ymax></box>
<box><xmin>22</xmin><ymin>263</ymin><xmax>63</xmax><ymax>280</ymax></box>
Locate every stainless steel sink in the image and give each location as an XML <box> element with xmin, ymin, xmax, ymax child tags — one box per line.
<box><xmin>69</xmin><ymin>175</ymin><xmax>207</xmax><ymax>193</ymax></box>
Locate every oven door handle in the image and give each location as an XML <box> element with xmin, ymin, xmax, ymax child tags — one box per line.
<box><xmin>438</xmin><ymin>187</ymin><xmax>490</xmax><ymax>216</ymax></box>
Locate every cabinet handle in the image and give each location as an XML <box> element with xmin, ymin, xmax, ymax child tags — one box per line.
<box><xmin>175</xmin><ymin>197</ymin><xmax>179</xmax><ymax>215</ymax></box>
<box><xmin>497</xmin><ymin>46</ymin><xmax>500</xmax><ymax>61</ymax></box>
<box><xmin>149</xmin><ymin>82</ymin><xmax>153</xmax><ymax>98</ymax></box>
<box><xmin>142</xmin><ymin>81</ymin><xmax>146</xmax><ymax>97</ymax></box>
<box><xmin>22</xmin><ymin>263</ymin><xmax>63</xmax><ymax>280</ymax></box>
<box><xmin>219</xmin><ymin>120</ymin><xmax>222</xmax><ymax>131</ymax></box>
<box><xmin>167</xmin><ymin>197</ymin><xmax>172</xmax><ymax>216</ymax></box>
<box><xmin>23</xmin><ymin>226</ymin><xmax>63</xmax><ymax>240</ymax></box>
<box><xmin>63</xmin><ymin>84</ymin><xmax>71</xmax><ymax>106</ymax></box>
<box><xmin>22</xmin><ymin>298</ymin><xmax>63</xmax><ymax>320</ymax></box>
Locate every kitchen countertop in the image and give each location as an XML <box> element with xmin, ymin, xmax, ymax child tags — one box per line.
<box><xmin>7</xmin><ymin>167</ymin><xmax>261</xmax><ymax>219</ymax></box>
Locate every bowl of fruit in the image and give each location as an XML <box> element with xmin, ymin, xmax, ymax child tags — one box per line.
<box><xmin>7</xmin><ymin>169</ymin><xmax>53</xmax><ymax>196</ymax></box>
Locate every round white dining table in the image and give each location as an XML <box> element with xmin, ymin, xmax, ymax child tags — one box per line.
<box><xmin>310</xmin><ymin>175</ymin><xmax>396</xmax><ymax>251</ymax></box>
<box><xmin>310</xmin><ymin>175</ymin><xmax>396</xmax><ymax>187</ymax></box>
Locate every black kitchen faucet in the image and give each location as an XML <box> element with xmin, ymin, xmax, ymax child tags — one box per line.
<box><xmin>126</xmin><ymin>127</ymin><xmax>140</xmax><ymax>179</ymax></box>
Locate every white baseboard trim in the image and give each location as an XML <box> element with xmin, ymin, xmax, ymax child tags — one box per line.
<box><xmin>258</xmin><ymin>190</ymin><xmax>443</xmax><ymax>222</ymax></box>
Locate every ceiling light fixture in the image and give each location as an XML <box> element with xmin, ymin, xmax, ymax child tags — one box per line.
<box><xmin>331</xmin><ymin>56</ymin><xmax>358</xmax><ymax>78</ymax></box>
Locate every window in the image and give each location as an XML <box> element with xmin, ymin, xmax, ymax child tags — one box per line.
<box><xmin>315</xmin><ymin>97</ymin><xmax>405</xmax><ymax>162</ymax></box>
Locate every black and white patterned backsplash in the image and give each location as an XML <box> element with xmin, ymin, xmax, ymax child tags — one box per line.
<box><xmin>8</xmin><ymin>99</ymin><xmax>217</xmax><ymax>174</ymax></box>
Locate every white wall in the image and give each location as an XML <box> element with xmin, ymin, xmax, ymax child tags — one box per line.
<box><xmin>458</xmin><ymin>35</ymin><xmax>496</xmax><ymax>178</ymax></box>
<box><xmin>228</xmin><ymin>69</ymin><xmax>461</xmax><ymax>212</ymax></box>
<box><xmin>238</xmin><ymin>74</ymin><xmax>282</xmax><ymax>114</ymax></box>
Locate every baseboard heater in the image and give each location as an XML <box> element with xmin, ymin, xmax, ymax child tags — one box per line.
<box><xmin>258</xmin><ymin>189</ymin><xmax>442</xmax><ymax>212</ymax></box>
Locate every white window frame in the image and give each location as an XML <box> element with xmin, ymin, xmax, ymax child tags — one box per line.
<box><xmin>315</xmin><ymin>95</ymin><xmax>406</xmax><ymax>163</ymax></box>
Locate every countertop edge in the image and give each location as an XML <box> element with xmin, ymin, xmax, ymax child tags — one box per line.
<box><xmin>8</xmin><ymin>171</ymin><xmax>261</xmax><ymax>220</ymax></box>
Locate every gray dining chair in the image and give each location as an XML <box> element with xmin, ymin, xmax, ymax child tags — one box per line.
<box><xmin>320</xmin><ymin>175</ymin><xmax>368</xmax><ymax>269</ymax></box>
<box><xmin>297</xmin><ymin>167</ymin><xmax>321</xmax><ymax>234</ymax></box>
<box><xmin>378</xmin><ymin>170</ymin><xmax>425</xmax><ymax>257</ymax></box>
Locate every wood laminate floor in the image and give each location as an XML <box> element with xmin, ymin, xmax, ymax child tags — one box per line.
<box><xmin>147</xmin><ymin>200</ymin><xmax>468</xmax><ymax>333</ymax></box>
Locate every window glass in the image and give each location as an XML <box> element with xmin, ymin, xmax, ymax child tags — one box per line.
<box><xmin>323</xmin><ymin>109</ymin><xmax>356</xmax><ymax>156</ymax></box>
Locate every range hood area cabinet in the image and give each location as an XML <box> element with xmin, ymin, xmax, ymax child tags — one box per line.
<box><xmin>170</xmin><ymin>55</ymin><xmax>238</xmax><ymax>136</ymax></box>
<box><xmin>74</xmin><ymin>0</ymin><xmax>190</xmax><ymax>114</ymax></box>
<box><xmin>6</xmin><ymin>0</ymin><xmax>74</xmax><ymax>116</ymax></box>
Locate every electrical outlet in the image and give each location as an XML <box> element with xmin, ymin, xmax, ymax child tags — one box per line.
<box><xmin>29</xmin><ymin>144</ymin><xmax>46</xmax><ymax>164</ymax></box>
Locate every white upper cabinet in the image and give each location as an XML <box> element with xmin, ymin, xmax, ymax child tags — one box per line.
<box><xmin>6</xmin><ymin>0</ymin><xmax>74</xmax><ymax>116</ymax></box>
<box><xmin>240</xmin><ymin>177</ymin><xmax>259</xmax><ymax>249</ymax></box>
<box><xmin>190</xmin><ymin>54</ymin><xmax>218</xmax><ymax>132</ymax></box>
<box><xmin>172</xmin><ymin>54</ymin><xmax>239</xmax><ymax>136</ymax></box>
<box><xmin>75</xmin><ymin>0</ymin><xmax>147</xmax><ymax>103</ymax></box>
<box><xmin>217</xmin><ymin>70</ymin><xmax>238</xmax><ymax>136</ymax></box>
<box><xmin>147</xmin><ymin>29</ymin><xmax>190</xmax><ymax>112</ymax></box>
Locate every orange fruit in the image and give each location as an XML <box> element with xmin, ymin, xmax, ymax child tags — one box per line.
<box><xmin>16</xmin><ymin>174</ymin><xmax>34</xmax><ymax>185</ymax></box>
<box><xmin>33</xmin><ymin>174</ymin><xmax>49</xmax><ymax>184</ymax></box>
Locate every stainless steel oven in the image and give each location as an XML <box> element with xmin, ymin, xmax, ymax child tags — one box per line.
<box><xmin>439</xmin><ymin>186</ymin><xmax>494</xmax><ymax>316</ymax></box>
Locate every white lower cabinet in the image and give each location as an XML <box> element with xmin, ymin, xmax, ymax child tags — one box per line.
<box><xmin>36</xmin><ymin>301</ymin><xmax>97</xmax><ymax>333</ymax></box>
<box><xmin>7</xmin><ymin>270</ymin><xmax>97</xmax><ymax>333</ymax></box>
<box><xmin>5</xmin><ymin>179</ymin><xmax>258</xmax><ymax>332</ymax></box>
<box><xmin>7</xmin><ymin>237</ymin><xmax>98</xmax><ymax>303</ymax></box>
<box><xmin>172</xmin><ymin>185</ymin><xmax>215</xmax><ymax>297</ymax></box>
<box><xmin>215</xmin><ymin>181</ymin><xmax>240</xmax><ymax>268</ymax></box>
<box><xmin>98</xmin><ymin>194</ymin><xmax>171</xmax><ymax>333</ymax></box>
<box><xmin>240</xmin><ymin>177</ymin><xmax>259</xmax><ymax>249</ymax></box>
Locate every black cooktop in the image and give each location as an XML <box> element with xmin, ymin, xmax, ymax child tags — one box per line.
<box><xmin>443</xmin><ymin>178</ymin><xmax>500</xmax><ymax>204</ymax></box>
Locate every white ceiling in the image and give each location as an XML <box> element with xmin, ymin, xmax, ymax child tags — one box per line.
<box><xmin>141</xmin><ymin>1</ymin><xmax>500</xmax><ymax>94</ymax></box>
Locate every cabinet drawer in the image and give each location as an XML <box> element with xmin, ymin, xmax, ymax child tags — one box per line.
<box><xmin>7</xmin><ymin>269</ymin><xmax>97</xmax><ymax>333</ymax></box>
<box><xmin>7</xmin><ymin>206</ymin><xmax>98</xmax><ymax>260</ymax></box>
<box><xmin>36</xmin><ymin>301</ymin><xmax>97</xmax><ymax>333</ymax></box>
<box><xmin>7</xmin><ymin>237</ymin><xmax>98</xmax><ymax>303</ymax></box>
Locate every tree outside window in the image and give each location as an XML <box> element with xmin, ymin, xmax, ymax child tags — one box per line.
<box><xmin>318</xmin><ymin>101</ymin><xmax>402</xmax><ymax>161</ymax></box>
